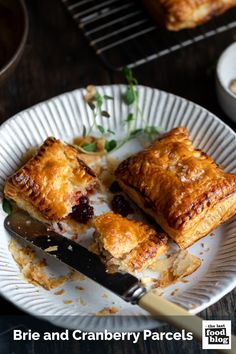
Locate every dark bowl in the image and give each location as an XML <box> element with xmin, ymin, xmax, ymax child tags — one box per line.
<box><xmin>0</xmin><ymin>0</ymin><xmax>28</xmax><ymax>83</ymax></box>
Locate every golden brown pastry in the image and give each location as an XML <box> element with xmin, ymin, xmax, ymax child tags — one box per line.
<box><xmin>4</xmin><ymin>137</ymin><xmax>97</xmax><ymax>227</ymax></box>
<box><xmin>148</xmin><ymin>250</ymin><xmax>201</xmax><ymax>287</ymax></box>
<box><xmin>93</xmin><ymin>212</ymin><xmax>168</xmax><ymax>273</ymax></box>
<box><xmin>115</xmin><ymin>127</ymin><xmax>236</xmax><ymax>249</ymax></box>
<box><xmin>143</xmin><ymin>0</ymin><xmax>236</xmax><ymax>31</ymax></box>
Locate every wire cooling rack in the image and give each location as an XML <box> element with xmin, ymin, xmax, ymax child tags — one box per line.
<box><xmin>61</xmin><ymin>0</ymin><xmax>236</xmax><ymax>70</ymax></box>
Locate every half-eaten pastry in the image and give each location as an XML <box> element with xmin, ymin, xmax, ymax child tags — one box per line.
<box><xmin>4</xmin><ymin>137</ymin><xmax>97</xmax><ymax>232</ymax></box>
<box><xmin>93</xmin><ymin>212</ymin><xmax>168</xmax><ymax>273</ymax></box>
<box><xmin>115</xmin><ymin>127</ymin><xmax>236</xmax><ymax>249</ymax></box>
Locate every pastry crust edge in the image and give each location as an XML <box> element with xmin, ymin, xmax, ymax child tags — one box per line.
<box><xmin>117</xmin><ymin>179</ymin><xmax>236</xmax><ymax>248</ymax></box>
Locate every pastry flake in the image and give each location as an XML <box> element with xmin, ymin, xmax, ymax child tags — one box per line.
<box><xmin>93</xmin><ymin>212</ymin><xmax>168</xmax><ymax>273</ymax></box>
<box><xmin>149</xmin><ymin>250</ymin><xmax>201</xmax><ymax>287</ymax></box>
<box><xmin>115</xmin><ymin>127</ymin><xmax>236</xmax><ymax>249</ymax></box>
<box><xmin>4</xmin><ymin>137</ymin><xmax>97</xmax><ymax>225</ymax></box>
<box><xmin>143</xmin><ymin>0</ymin><xmax>236</xmax><ymax>31</ymax></box>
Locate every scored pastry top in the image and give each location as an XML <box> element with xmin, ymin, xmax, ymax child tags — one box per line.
<box><xmin>4</xmin><ymin>137</ymin><xmax>97</xmax><ymax>222</ymax></box>
<box><xmin>115</xmin><ymin>127</ymin><xmax>236</xmax><ymax>231</ymax></box>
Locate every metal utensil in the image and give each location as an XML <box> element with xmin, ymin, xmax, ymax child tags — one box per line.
<box><xmin>4</xmin><ymin>209</ymin><xmax>236</xmax><ymax>353</ymax></box>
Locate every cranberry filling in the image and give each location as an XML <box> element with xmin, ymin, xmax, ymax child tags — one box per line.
<box><xmin>70</xmin><ymin>196</ymin><xmax>94</xmax><ymax>224</ymax></box>
<box><xmin>111</xmin><ymin>194</ymin><xmax>134</xmax><ymax>217</ymax></box>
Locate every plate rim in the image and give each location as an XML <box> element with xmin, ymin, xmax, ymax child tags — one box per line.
<box><xmin>0</xmin><ymin>84</ymin><xmax>235</xmax><ymax>331</ymax></box>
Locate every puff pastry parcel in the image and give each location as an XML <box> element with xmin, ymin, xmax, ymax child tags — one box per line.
<box><xmin>143</xmin><ymin>0</ymin><xmax>236</xmax><ymax>31</ymax></box>
<box><xmin>93</xmin><ymin>212</ymin><xmax>168</xmax><ymax>273</ymax></box>
<box><xmin>115</xmin><ymin>127</ymin><xmax>236</xmax><ymax>249</ymax></box>
<box><xmin>4</xmin><ymin>137</ymin><xmax>97</xmax><ymax>228</ymax></box>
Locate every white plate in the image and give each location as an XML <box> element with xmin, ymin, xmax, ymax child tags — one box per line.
<box><xmin>0</xmin><ymin>85</ymin><xmax>236</xmax><ymax>332</ymax></box>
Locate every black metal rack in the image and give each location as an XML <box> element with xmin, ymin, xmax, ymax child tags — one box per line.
<box><xmin>61</xmin><ymin>0</ymin><xmax>236</xmax><ymax>70</ymax></box>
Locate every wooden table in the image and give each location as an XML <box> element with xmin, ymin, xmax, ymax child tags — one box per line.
<box><xmin>0</xmin><ymin>1</ymin><xmax>235</xmax><ymax>353</ymax></box>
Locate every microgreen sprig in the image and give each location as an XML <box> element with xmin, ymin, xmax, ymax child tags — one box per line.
<box><xmin>122</xmin><ymin>67</ymin><xmax>138</xmax><ymax>106</ymax></box>
<box><xmin>77</xmin><ymin>86</ymin><xmax>116</xmax><ymax>153</ymax></box>
<box><xmin>84</xmin><ymin>88</ymin><xmax>111</xmax><ymax>137</ymax></box>
<box><xmin>122</xmin><ymin>67</ymin><xmax>162</xmax><ymax>143</ymax></box>
<box><xmin>77</xmin><ymin>71</ymin><xmax>162</xmax><ymax>155</ymax></box>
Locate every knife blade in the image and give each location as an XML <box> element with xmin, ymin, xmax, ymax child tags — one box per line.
<box><xmin>5</xmin><ymin>209</ymin><xmax>236</xmax><ymax>352</ymax></box>
<box><xmin>4</xmin><ymin>209</ymin><xmax>146</xmax><ymax>303</ymax></box>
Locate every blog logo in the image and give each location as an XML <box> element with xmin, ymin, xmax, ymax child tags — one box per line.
<box><xmin>202</xmin><ymin>320</ymin><xmax>231</xmax><ymax>350</ymax></box>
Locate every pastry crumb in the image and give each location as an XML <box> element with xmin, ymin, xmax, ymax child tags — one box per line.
<box><xmin>63</xmin><ymin>300</ymin><xmax>73</xmax><ymax>305</ymax></box>
<box><xmin>44</xmin><ymin>245</ymin><xmax>58</xmax><ymax>252</ymax></box>
<box><xmin>78</xmin><ymin>297</ymin><xmax>86</xmax><ymax>306</ymax></box>
<box><xmin>69</xmin><ymin>271</ymin><xmax>86</xmax><ymax>281</ymax></box>
<box><xmin>9</xmin><ymin>240</ymin><xmax>70</xmax><ymax>290</ymax></box>
<box><xmin>188</xmin><ymin>303</ymin><xmax>197</xmax><ymax>309</ymax></box>
<box><xmin>54</xmin><ymin>289</ymin><xmax>65</xmax><ymax>296</ymax></box>
<box><xmin>95</xmin><ymin>306</ymin><xmax>118</xmax><ymax>316</ymax></box>
<box><xmin>171</xmin><ymin>288</ymin><xmax>179</xmax><ymax>297</ymax></box>
<box><xmin>180</xmin><ymin>279</ymin><xmax>189</xmax><ymax>283</ymax></box>
<box><xmin>149</xmin><ymin>250</ymin><xmax>201</xmax><ymax>288</ymax></box>
<box><xmin>102</xmin><ymin>293</ymin><xmax>108</xmax><ymax>298</ymax></box>
<box><xmin>75</xmin><ymin>286</ymin><xmax>84</xmax><ymax>291</ymax></box>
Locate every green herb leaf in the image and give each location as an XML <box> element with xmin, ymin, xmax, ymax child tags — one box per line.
<box><xmin>2</xmin><ymin>198</ymin><xmax>12</xmax><ymax>215</ymax></box>
<box><xmin>123</xmin><ymin>87</ymin><xmax>136</xmax><ymax>105</ymax></box>
<box><xmin>105</xmin><ymin>139</ymin><xmax>117</xmax><ymax>152</ymax></box>
<box><xmin>82</xmin><ymin>125</ymin><xmax>87</xmax><ymax>137</ymax></box>
<box><xmin>132</xmin><ymin>78</ymin><xmax>138</xmax><ymax>85</ymax></box>
<box><xmin>104</xmin><ymin>95</ymin><xmax>114</xmax><ymax>100</ymax></box>
<box><xmin>107</xmin><ymin>129</ymin><xmax>115</xmax><ymax>135</ymax></box>
<box><xmin>97</xmin><ymin>125</ymin><xmax>105</xmax><ymax>134</ymax></box>
<box><xmin>122</xmin><ymin>67</ymin><xmax>138</xmax><ymax>85</ymax></box>
<box><xmin>122</xmin><ymin>66</ymin><xmax>133</xmax><ymax>81</ymax></box>
<box><xmin>101</xmin><ymin>110</ymin><xmax>110</xmax><ymax>118</ymax></box>
<box><xmin>144</xmin><ymin>126</ymin><xmax>163</xmax><ymax>140</ymax></box>
<box><xmin>125</xmin><ymin>113</ymin><xmax>134</xmax><ymax>122</ymax></box>
<box><xmin>95</xmin><ymin>92</ymin><xmax>103</xmax><ymax>108</ymax></box>
<box><xmin>144</xmin><ymin>126</ymin><xmax>159</xmax><ymax>135</ymax></box>
<box><xmin>130</xmin><ymin>128</ymin><xmax>143</xmax><ymax>137</ymax></box>
<box><xmin>109</xmin><ymin>181</ymin><xmax>122</xmax><ymax>193</ymax></box>
<box><xmin>82</xmin><ymin>143</ymin><xmax>96</xmax><ymax>152</ymax></box>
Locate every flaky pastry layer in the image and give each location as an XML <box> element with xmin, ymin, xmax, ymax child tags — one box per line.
<box><xmin>115</xmin><ymin>127</ymin><xmax>236</xmax><ymax>248</ymax></box>
<box><xmin>93</xmin><ymin>212</ymin><xmax>168</xmax><ymax>273</ymax></box>
<box><xmin>4</xmin><ymin>137</ymin><xmax>97</xmax><ymax>222</ymax></box>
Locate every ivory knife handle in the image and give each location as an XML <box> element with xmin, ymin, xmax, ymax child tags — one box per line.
<box><xmin>139</xmin><ymin>291</ymin><xmax>235</xmax><ymax>354</ymax></box>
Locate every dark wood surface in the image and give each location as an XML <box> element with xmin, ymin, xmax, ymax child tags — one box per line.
<box><xmin>0</xmin><ymin>1</ymin><xmax>236</xmax><ymax>353</ymax></box>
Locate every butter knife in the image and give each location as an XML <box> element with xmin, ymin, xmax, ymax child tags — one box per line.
<box><xmin>4</xmin><ymin>209</ymin><xmax>235</xmax><ymax>353</ymax></box>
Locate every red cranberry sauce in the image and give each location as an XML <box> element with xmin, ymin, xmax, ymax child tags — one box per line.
<box><xmin>70</xmin><ymin>195</ymin><xmax>94</xmax><ymax>224</ymax></box>
<box><xmin>111</xmin><ymin>194</ymin><xmax>134</xmax><ymax>217</ymax></box>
